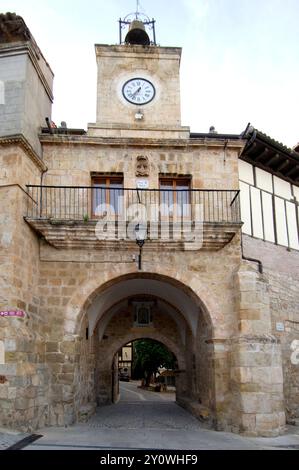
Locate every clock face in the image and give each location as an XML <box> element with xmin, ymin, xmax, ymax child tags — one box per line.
<box><xmin>122</xmin><ymin>78</ymin><xmax>155</xmax><ymax>105</ymax></box>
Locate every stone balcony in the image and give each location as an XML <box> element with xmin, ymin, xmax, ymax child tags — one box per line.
<box><xmin>24</xmin><ymin>186</ymin><xmax>242</xmax><ymax>251</ymax></box>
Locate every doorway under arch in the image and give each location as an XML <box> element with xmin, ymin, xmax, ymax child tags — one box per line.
<box><xmin>72</xmin><ymin>272</ymin><xmax>221</xmax><ymax>428</ymax></box>
<box><xmin>115</xmin><ymin>338</ymin><xmax>178</xmax><ymax>403</ymax></box>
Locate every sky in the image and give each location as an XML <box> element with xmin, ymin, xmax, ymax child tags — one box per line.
<box><xmin>2</xmin><ymin>0</ymin><xmax>299</xmax><ymax>147</ymax></box>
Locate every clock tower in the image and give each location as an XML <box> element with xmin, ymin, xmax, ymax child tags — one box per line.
<box><xmin>88</xmin><ymin>11</ymin><xmax>189</xmax><ymax>139</ymax></box>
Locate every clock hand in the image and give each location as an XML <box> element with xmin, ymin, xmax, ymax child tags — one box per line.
<box><xmin>132</xmin><ymin>86</ymin><xmax>141</xmax><ymax>98</ymax></box>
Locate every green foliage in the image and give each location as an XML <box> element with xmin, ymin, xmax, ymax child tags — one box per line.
<box><xmin>132</xmin><ymin>339</ymin><xmax>176</xmax><ymax>385</ymax></box>
<box><xmin>83</xmin><ymin>213</ymin><xmax>89</xmax><ymax>223</ymax></box>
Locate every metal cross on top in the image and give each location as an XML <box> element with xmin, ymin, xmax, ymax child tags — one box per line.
<box><xmin>119</xmin><ymin>1</ymin><xmax>157</xmax><ymax>45</ymax></box>
<box><xmin>135</xmin><ymin>0</ymin><xmax>141</xmax><ymax>19</ymax></box>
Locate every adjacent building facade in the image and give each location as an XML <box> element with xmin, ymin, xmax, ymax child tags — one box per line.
<box><xmin>0</xmin><ymin>12</ymin><xmax>298</xmax><ymax>436</ymax></box>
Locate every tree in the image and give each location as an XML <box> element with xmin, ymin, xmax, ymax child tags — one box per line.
<box><xmin>133</xmin><ymin>339</ymin><xmax>176</xmax><ymax>386</ymax></box>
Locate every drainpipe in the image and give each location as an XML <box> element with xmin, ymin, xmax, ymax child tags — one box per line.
<box><xmin>40</xmin><ymin>120</ymin><xmax>49</xmax><ymax>215</ymax></box>
<box><xmin>223</xmin><ymin>139</ymin><xmax>228</xmax><ymax>164</ymax></box>
<box><xmin>40</xmin><ymin>167</ymin><xmax>48</xmax><ymax>186</ymax></box>
<box><xmin>241</xmin><ymin>234</ymin><xmax>263</xmax><ymax>274</ymax></box>
<box><xmin>41</xmin><ymin>118</ymin><xmax>50</xmax><ymax>184</ymax></box>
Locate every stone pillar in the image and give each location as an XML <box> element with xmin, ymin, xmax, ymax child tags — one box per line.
<box><xmin>96</xmin><ymin>368</ymin><xmax>113</xmax><ymax>405</ymax></box>
<box><xmin>175</xmin><ymin>370</ymin><xmax>188</xmax><ymax>403</ymax></box>
<box><xmin>47</xmin><ymin>337</ymin><xmax>81</xmax><ymax>426</ymax></box>
<box><xmin>231</xmin><ymin>263</ymin><xmax>285</xmax><ymax>436</ymax></box>
<box><xmin>211</xmin><ymin>339</ymin><xmax>232</xmax><ymax>431</ymax></box>
<box><xmin>111</xmin><ymin>354</ymin><xmax>119</xmax><ymax>404</ymax></box>
<box><xmin>0</xmin><ymin>318</ymin><xmax>49</xmax><ymax>431</ymax></box>
<box><xmin>0</xmin><ymin>152</ymin><xmax>46</xmax><ymax>431</ymax></box>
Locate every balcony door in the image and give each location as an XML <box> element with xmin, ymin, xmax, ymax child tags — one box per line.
<box><xmin>159</xmin><ymin>177</ymin><xmax>191</xmax><ymax>220</ymax></box>
<box><xmin>92</xmin><ymin>176</ymin><xmax>123</xmax><ymax>218</ymax></box>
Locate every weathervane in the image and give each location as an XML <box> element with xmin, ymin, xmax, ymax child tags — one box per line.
<box><xmin>119</xmin><ymin>1</ymin><xmax>156</xmax><ymax>45</ymax></box>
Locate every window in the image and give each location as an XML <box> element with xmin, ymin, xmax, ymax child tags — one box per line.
<box><xmin>92</xmin><ymin>176</ymin><xmax>123</xmax><ymax>216</ymax></box>
<box><xmin>133</xmin><ymin>302</ymin><xmax>153</xmax><ymax>327</ymax></box>
<box><xmin>159</xmin><ymin>177</ymin><xmax>191</xmax><ymax>218</ymax></box>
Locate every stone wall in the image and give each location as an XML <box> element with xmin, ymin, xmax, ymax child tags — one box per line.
<box><xmin>0</xmin><ymin>146</ymin><xmax>50</xmax><ymax>431</ymax></box>
<box><xmin>0</xmin><ymin>42</ymin><xmax>53</xmax><ymax>157</ymax></box>
<box><xmin>0</xmin><ymin>133</ymin><xmax>290</xmax><ymax>437</ymax></box>
<box><xmin>0</xmin><ymin>145</ymin><xmax>41</xmax><ymax>315</ymax></box>
<box><xmin>229</xmin><ymin>260</ymin><xmax>286</xmax><ymax>436</ymax></box>
<box><xmin>243</xmin><ymin>235</ymin><xmax>299</xmax><ymax>421</ymax></box>
<box><xmin>35</xmin><ymin>233</ymin><xmax>241</xmax><ymax>429</ymax></box>
<box><xmin>94</xmin><ymin>45</ymin><xmax>182</xmax><ymax>131</ymax></box>
<box><xmin>0</xmin><ymin>54</ymin><xmax>26</xmax><ymax>136</ymax></box>
<box><xmin>41</xmin><ymin>138</ymin><xmax>240</xmax><ymax>190</ymax></box>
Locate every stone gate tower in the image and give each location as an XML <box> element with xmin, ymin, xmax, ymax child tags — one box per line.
<box><xmin>0</xmin><ymin>10</ymin><xmax>288</xmax><ymax>437</ymax></box>
<box><xmin>89</xmin><ymin>18</ymin><xmax>187</xmax><ymax>140</ymax></box>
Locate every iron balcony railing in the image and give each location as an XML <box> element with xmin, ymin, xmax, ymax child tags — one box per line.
<box><xmin>25</xmin><ymin>186</ymin><xmax>241</xmax><ymax>224</ymax></box>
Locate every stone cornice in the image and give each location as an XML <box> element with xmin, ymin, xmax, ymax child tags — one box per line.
<box><xmin>25</xmin><ymin>219</ymin><xmax>242</xmax><ymax>251</ymax></box>
<box><xmin>39</xmin><ymin>134</ymin><xmax>246</xmax><ymax>150</ymax></box>
<box><xmin>0</xmin><ymin>134</ymin><xmax>47</xmax><ymax>171</ymax></box>
<box><xmin>95</xmin><ymin>44</ymin><xmax>182</xmax><ymax>60</ymax></box>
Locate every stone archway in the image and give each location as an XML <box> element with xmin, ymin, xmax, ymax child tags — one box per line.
<box><xmin>106</xmin><ymin>333</ymin><xmax>184</xmax><ymax>406</ymax></box>
<box><xmin>63</xmin><ymin>267</ymin><xmax>223</xmax><ymax>339</ymax></box>
<box><xmin>66</xmin><ymin>271</ymin><xmax>220</xmax><ymax>427</ymax></box>
<box><xmin>96</xmin><ymin>329</ymin><xmax>187</xmax><ymax>407</ymax></box>
<box><xmin>49</xmin><ymin>265</ymin><xmax>286</xmax><ymax>438</ymax></box>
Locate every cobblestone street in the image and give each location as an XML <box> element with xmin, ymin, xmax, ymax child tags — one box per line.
<box><xmin>19</xmin><ymin>382</ymin><xmax>298</xmax><ymax>450</ymax></box>
<box><xmin>0</xmin><ymin>431</ymin><xmax>28</xmax><ymax>450</ymax></box>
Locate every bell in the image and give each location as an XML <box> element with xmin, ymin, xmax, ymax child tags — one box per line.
<box><xmin>125</xmin><ymin>20</ymin><xmax>150</xmax><ymax>46</ymax></box>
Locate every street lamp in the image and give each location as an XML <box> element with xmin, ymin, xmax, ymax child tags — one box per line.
<box><xmin>135</xmin><ymin>223</ymin><xmax>147</xmax><ymax>270</ymax></box>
